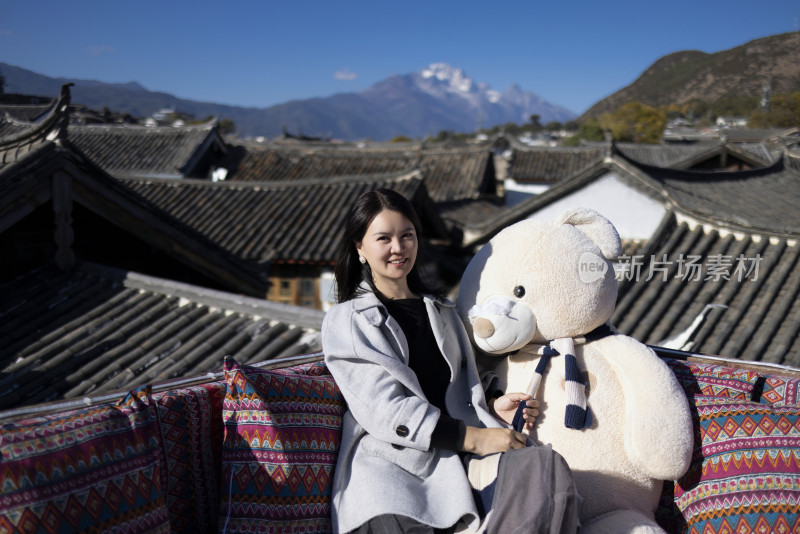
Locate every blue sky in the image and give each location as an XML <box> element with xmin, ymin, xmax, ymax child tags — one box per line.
<box><xmin>1</xmin><ymin>1</ymin><xmax>798</xmax><ymax>115</ymax></box>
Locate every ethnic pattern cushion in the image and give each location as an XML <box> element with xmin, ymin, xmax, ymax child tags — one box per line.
<box><xmin>153</xmin><ymin>381</ymin><xmax>226</xmax><ymax>533</ymax></box>
<box><xmin>0</xmin><ymin>386</ymin><xmax>171</xmax><ymax>534</ymax></box>
<box><xmin>220</xmin><ymin>357</ymin><xmax>346</xmax><ymax>533</ymax></box>
<box><xmin>759</xmin><ymin>373</ymin><xmax>800</xmax><ymax>406</ymax></box>
<box><xmin>674</xmin><ymin>395</ymin><xmax>800</xmax><ymax>534</ymax></box>
<box><xmin>665</xmin><ymin>358</ymin><xmax>759</xmax><ymax>400</ymax></box>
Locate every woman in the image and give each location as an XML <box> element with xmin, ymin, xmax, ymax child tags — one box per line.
<box><xmin>321</xmin><ymin>189</ymin><xmax>580</xmax><ymax>534</ymax></box>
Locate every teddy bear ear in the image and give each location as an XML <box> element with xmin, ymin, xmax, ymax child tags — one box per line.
<box><xmin>556</xmin><ymin>208</ymin><xmax>622</xmax><ymax>260</ymax></box>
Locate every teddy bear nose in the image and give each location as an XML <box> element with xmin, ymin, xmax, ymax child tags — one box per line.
<box><xmin>472</xmin><ymin>317</ymin><xmax>495</xmax><ymax>339</ymax></box>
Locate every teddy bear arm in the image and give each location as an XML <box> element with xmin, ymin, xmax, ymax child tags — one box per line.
<box><xmin>600</xmin><ymin>337</ymin><xmax>694</xmax><ymax>479</ymax></box>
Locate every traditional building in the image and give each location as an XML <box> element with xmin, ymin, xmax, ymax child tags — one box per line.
<box><xmin>611</xmin><ymin>156</ymin><xmax>800</xmax><ymax>366</ymax></box>
<box><xmin>68</xmin><ymin>119</ymin><xmax>229</xmax><ymax>179</ymax></box>
<box><xmin>0</xmin><ymin>262</ymin><xmax>324</xmax><ymax>411</ymax></box>
<box><xmin>225</xmin><ymin>143</ymin><xmax>498</xmax><ymax>204</ymax></box>
<box><xmin>504</xmin><ymin>145</ymin><xmax>606</xmax><ymax>202</ymax></box>
<box><xmin>0</xmin><ymin>86</ymin><xmax>326</xmax><ymax>412</ymax></box>
<box><xmin>119</xmin><ymin>170</ymin><xmax>452</xmax><ymax>309</ymax></box>
<box><xmin>455</xmin><ymin>135</ymin><xmax>800</xmax><ymax>366</ymax></box>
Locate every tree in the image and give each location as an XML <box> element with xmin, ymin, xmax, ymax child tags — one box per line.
<box><xmin>0</xmin><ymin>68</ymin><xmax>5</xmax><ymax>94</ymax></box>
<box><xmin>577</xmin><ymin>120</ymin><xmax>605</xmax><ymax>142</ymax></box>
<box><xmin>599</xmin><ymin>102</ymin><xmax>666</xmax><ymax>143</ymax></box>
<box><xmin>434</xmin><ymin>129</ymin><xmax>454</xmax><ymax>141</ymax></box>
<box><xmin>529</xmin><ymin>114</ymin><xmax>542</xmax><ymax>132</ymax></box>
<box><xmin>544</xmin><ymin>121</ymin><xmax>563</xmax><ymax>132</ymax></box>
<box><xmin>563</xmin><ymin>120</ymin><xmax>579</xmax><ymax>132</ymax></box>
<box><xmin>748</xmin><ymin>92</ymin><xmax>800</xmax><ymax>128</ymax></box>
<box><xmin>218</xmin><ymin>118</ymin><xmax>236</xmax><ymax>135</ymax></box>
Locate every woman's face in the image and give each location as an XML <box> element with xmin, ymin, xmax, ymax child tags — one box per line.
<box><xmin>356</xmin><ymin>209</ymin><xmax>418</xmax><ymax>292</ymax></box>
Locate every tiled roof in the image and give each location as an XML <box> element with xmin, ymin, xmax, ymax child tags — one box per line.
<box><xmin>120</xmin><ymin>170</ymin><xmax>445</xmax><ymax>265</ymax></box>
<box><xmin>628</xmin><ymin>155</ymin><xmax>800</xmax><ymax>237</ymax></box>
<box><xmin>419</xmin><ymin>147</ymin><xmax>495</xmax><ymax>202</ymax></box>
<box><xmin>506</xmin><ymin>147</ymin><xmax>604</xmax><ymax>183</ymax></box>
<box><xmin>0</xmin><ymin>261</ymin><xmax>324</xmax><ymax>411</ymax></box>
<box><xmin>615</xmin><ymin>142</ymin><xmax>721</xmax><ymax>168</ymax></box>
<box><xmin>232</xmin><ymin>147</ymin><xmax>413</xmax><ymax>181</ymax></box>
<box><xmin>612</xmin><ymin>214</ymin><xmax>800</xmax><ymax>366</ymax></box>
<box><xmin>0</xmin><ymin>103</ymin><xmax>53</xmax><ymax>122</ymax></box>
<box><xmin>0</xmin><ymin>85</ymin><xmax>70</xmax><ymax>170</ymax></box>
<box><xmin>458</xmin><ymin>156</ymin><xmax>665</xmax><ymax>246</ymax></box>
<box><xmin>0</xmin><ymin>103</ymin><xmax>53</xmax><ymax>138</ymax></box>
<box><xmin>1</xmin><ymin>129</ymin><xmax>277</xmax><ymax>295</ymax></box>
<box><xmin>456</xmin><ymin>146</ymin><xmax>800</xmax><ymax>248</ymax></box>
<box><xmin>437</xmin><ymin>198</ymin><xmax>509</xmax><ymax>230</ymax></box>
<box><xmin>616</xmin><ymin>141</ymin><xmax>779</xmax><ymax>170</ymax></box>
<box><xmin>786</xmin><ymin>148</ymin><xmax>800</xmax><ymax>173</ymax></box>
<box><xmin>0</xmin><ymin>142</ymin><xmax>59</xmax><ymax>230</ymax></box>
<box><xmin>721</xmin><ymin>128</ymin><xmax>798</xmax><ymax>143</ymax></box>
<box><xmin>68</xmin><ymin>121</ymin><xmax>225</xmax><ymax>178</ymax></box>
<box><xmin>727</xmin><ymin>142</ymin><xmax>781</xmax><ymax>165</ymax></box>
<box><xmin>227</xmin><ymin>145</ymin><xmax>496</xmax><ymax>203</ymax></box>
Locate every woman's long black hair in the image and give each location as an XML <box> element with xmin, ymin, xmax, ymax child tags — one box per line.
<box><xmin>334</xmin><ymin>188</ymin><xmax>439</xmax><ymax>303</ymax></box>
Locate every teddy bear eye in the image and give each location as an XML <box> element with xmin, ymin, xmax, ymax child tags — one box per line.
<box><xmin>513</xmin><ymin>285</ymin><xmax>526</xmax><ymax>298</ymax></box>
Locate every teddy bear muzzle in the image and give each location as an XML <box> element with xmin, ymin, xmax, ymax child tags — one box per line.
<box><xmin>472</xmin><ymin>317</ymin><xmax>495</xmax><ymax>339</ymax></box>
<box><xmin>468</xmin><ymin>296</ymin><xmax>537</xmax><ymax>354</ymax></box>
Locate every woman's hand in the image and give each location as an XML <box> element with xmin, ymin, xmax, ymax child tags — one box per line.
<box><xmin>461</xmin><ymin>426</ymin><xmax>527</xmax><ymax>456</ymax></box>
<box><xmin>491</xmin><ymin>393</ymin><xmax>539</xmax><ymax>429</ymax></box>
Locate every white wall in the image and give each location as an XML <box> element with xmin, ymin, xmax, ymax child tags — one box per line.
<box><xmin>524</xmin><ymin>172</ymin><xmax>666</xmax><ymax>241</ymax></box>
<box><xmin>320</xmin><ymin>270</ymin><xmax>336</xmax><ymax>312</ymax></box>
<box><xmin>504</xmin><ymin>179</ymin><xmax>551</xmax><ymax>206</ymax></box>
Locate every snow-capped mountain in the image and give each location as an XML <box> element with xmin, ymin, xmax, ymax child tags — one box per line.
<box><xmin>354</xmin><ymin>63</ymin><xmax>576</xmax><ymax>139</ymax></box>
<box><xmin>1</xmin><ymin>61</ymin><xmax>576</xmax><ymax>141</ymax></box>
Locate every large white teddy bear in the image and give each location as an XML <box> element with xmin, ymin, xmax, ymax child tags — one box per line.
<box><xmin>457</xmin><ymin>208</ymin><xmax>693</xmax><ymax>533</ymax></box>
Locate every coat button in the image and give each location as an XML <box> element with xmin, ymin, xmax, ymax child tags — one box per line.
<box><xmin>395</xmin><ymin>425</ymin><xmax>409</xmax><ymax>437</ymax></box>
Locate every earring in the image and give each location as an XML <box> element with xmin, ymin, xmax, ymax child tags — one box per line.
<box><xmin>359</xmin><ymin>255</ymin><xmax>366</xmax><ymax>264</ymax></box>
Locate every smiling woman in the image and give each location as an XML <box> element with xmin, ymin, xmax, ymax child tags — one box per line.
<box><xmin>320</xmin><ymin>188</ymin><xmax>575</xmax><ymax>533</ymax></box>
<box><xmin>355</xmin><ymin>209</ymin><xmax>419</xmax><ymax>300</ymax></box>
<box><xmin>332</xmin><ymin>188</ymin><xmax>433</xmax><ymax>304</ymax></box>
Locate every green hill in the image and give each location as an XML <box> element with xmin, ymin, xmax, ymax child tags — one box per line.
<box><xmin>581</xmin><ymin>32</ymin><xmax>800</xmax><ymax>120</ymax></box>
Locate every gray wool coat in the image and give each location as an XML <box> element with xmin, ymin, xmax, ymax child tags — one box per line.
<box><xmin>321</xmin><ymin>286</ymin><xmax>503</xmax><ymax>534</ymax></box>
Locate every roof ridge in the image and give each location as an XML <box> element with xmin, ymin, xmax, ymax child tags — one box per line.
<box><xmin>70</xmin><ymin>120</ymin><xmax>217</xmax><ymax>132</ymax></box>
<box><xmin>118</xmin><ymin>168</ymin><xmax>424</xmax><ymax>190</ymax></box>
<box><xmin>77</xmin><ymin>261</ymin><xmax>325</xmax><ymax>329</ymax></box>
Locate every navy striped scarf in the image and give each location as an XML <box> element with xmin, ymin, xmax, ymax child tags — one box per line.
<box><xmin>512</xmin><ymin>324</ymin><xmax>613</xmax><ymax>431</ymax></box>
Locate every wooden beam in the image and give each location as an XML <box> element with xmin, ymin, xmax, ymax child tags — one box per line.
<box><xmin>52</xmin><ymin>171</ymin><xmax>75</xmax><ymax>269</ymax></box>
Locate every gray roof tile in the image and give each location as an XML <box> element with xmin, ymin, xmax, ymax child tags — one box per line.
<box><xmin>0</xmin><ymin>261</ymin><xmax>324</xmax><ymax>410</ymax></box>
<box><xmin>630</xmin><ymin>156</ymin><xmax>800</xmax><ymax>236</ymax></box>
<box><xmin>612</xmin><ymin>215</ymin><xmax>800</xmax><ymax>366</ymax></box>
<box><xmin>227</xmin><ymin>145</ymin><xmax>496</xmax><ymax>203</ymax></box>
<box><xmin>68</xmin><ymin>121</ymin><xmax>223</xmax><ymax>178</ymax></box>
<box><xmin>120</xmin><ymin>170</ymin><xmax>443</xmax><ymax>264</ymax></box>
<box><xmin>507</xmin><ymin>147</ymin><xmax>604</xmax><ymax>183</ymax></box>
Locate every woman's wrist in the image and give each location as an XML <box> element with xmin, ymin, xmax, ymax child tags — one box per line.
<box><xmin>461</xmin><ymin>425</ymin><xmax>477</xmax><ymax>453</ymax></box>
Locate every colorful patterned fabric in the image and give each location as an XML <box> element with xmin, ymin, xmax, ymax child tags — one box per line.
<box><xmin>0</xmin><ymin>386</ymin><xmax>171</xmax><ymax>534</ymax></box>
<box><xmin>220</xmin><ymin>357</ymin><xmax>347</xmax><ymax>534</ymax></box>
<box><xmin>665</xmin><ymin>358</ymin><xmax>759</xmax><ymax>400</ymax></box>
<box><xmin>153</xmin><ymin>381</ymin><xmax>226</xmax><ymax>533</ymax></box>
<box><xmin>674</xmin><ymin>395</ymin><xmax>800</xmax><ymax>534</ymax></box>
<box><xmin>759</xmin><ymin>373</ymin><xmax>800</xmax><ymax>406</ymax></box>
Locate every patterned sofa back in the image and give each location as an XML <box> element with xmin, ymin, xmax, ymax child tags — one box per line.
<box><xmin>1</xmin><ymin>356</ymin><xmax>798</xmax><ymax>534</ymax></box>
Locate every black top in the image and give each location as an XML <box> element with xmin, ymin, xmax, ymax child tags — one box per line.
<box><xmin>383</xmin><ymin>297</ymin><xmax>465</xmax><ymax>450</ymax></box>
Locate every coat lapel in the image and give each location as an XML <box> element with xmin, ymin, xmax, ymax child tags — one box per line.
<box><xmin>352</xmin><ymin>286</ymin><xmax>410</xmax><ymax>365</ymax></box>
<box><xmin>425</xmin><ymin>298</ymin><xmax>458</xmax><ymax>379</ymax></box>
<box><xmin>352</xmin><ymin>284</ymin><xmax>459</xmax><ymax>381</ymax></box>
